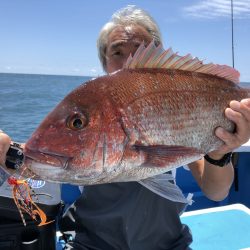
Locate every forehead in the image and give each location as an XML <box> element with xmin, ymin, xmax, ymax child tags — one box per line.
<box><xmin>107</xmin><ymin>24</ymin><xmax>152</xmax><ymax>49</ymax></box>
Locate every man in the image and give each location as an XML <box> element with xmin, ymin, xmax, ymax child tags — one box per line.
<box><xmin>1</xmin><ymin>5</ymin><xmax>250</xmax><ymax>250</ymax></box>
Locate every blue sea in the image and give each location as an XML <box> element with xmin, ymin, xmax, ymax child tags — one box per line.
<box><xmin>0</xmin><ymin>72</ymin><xmax>250</xmax><ymax>143</ymax></box>
<box><xmin>0</xmin><ymin>73</ymin><xmax>91</xmax><ymax>142</ymax></box>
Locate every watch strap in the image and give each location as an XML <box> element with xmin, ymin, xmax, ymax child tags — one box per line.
<box><xmin>204</xmin><ymin>152</ymin><xmax>232</xmax><ymax>167</ymax></box>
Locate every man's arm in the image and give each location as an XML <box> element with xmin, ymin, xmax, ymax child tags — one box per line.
<box><xmin>189</xmin><ymin>159</ymin><xmax>234</xmax><ymax>201</ymax></box>
<box><xmin>188</xmin><ymin>99</ymin><xmax>250</xmax><ymax>201</ymax></box>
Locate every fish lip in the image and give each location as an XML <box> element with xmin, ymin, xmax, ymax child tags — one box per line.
<box><xmin>38</xmin><ymin>149</ymin><xmax>71</xmax><ymax>170</ymax></box>
<box><xmin>25</xmin><ymin>160</ymin><xmax>105</xmax><ymax>184</ymax></box>
<box><xmin>24</xmin><ymin>148</ymin><xmax>72</xmax><ymax>170</ymax></box>
<box><xmin>24</xmin><ymin>148</ymin><xmax>105</xmax><ymax>183</ymax></box>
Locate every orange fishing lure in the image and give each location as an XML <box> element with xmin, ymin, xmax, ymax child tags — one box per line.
<box><xmin>7</xmin><ymin>176</ymin><xmax>53</xmax><ymax>227</ymax></box>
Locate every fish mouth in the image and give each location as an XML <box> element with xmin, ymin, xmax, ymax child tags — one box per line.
<box><xmin>23</xmin><ymin>148</ymin><xmax>103</xmax><ymax>183</ymax></box>
<box><xmin>22</xmin><ymin>147</ymin><xmax>73</xmax><ymax>181</ymax></box>
<box><xmin>24</xmin><ymin>147</ymin><xmax>72</xmax><ymax>170</ymax></box>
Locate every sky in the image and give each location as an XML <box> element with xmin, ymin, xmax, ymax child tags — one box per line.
<box><xmin>0</xmin><ymin>0</ymin><xmax>250</xmax><ymax>82</ymax></box>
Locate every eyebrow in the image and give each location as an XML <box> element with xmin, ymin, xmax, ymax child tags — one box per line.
<box><xmin>109</xmin><ymin>41</ymin><xmax>126</xmax><ymax>50</ymax></box>
<box><xmin>109</xmin><ymin>40</ymin><xmax>142</xmax><ymax>51</ymax></box>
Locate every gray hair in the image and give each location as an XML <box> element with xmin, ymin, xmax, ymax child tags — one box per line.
<box><xmin>97</xmin><ymin>5</ymin><xmax>162</xmax><ymax>71</ymax></box>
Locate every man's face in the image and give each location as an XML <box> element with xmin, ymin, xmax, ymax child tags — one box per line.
<box><xmin>105</xmin><ymin>24</ymin><xmax>152</xmax><ymax>73</ymax></box>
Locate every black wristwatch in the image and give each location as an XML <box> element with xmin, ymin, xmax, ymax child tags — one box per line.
<box><xmin>204</xmin><ymin>152</ymin><xmax>232</xmax><ymax>167</ymax></box>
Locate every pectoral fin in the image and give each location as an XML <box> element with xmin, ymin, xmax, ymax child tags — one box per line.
<box><xmin>133</xmin><ymin>145</ymin><xmax>203</xmax><ymax>168</ymax></box>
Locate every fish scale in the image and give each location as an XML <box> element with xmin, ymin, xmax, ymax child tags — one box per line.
<box><xmin>5</xmin><ymin>43</ymin><xmax>249</xmax><ymax>185</ymax></box>
<box><xmin>108</xmin><ymin>69</ymin><xmax>246</xmax><ymax>153</ymax></box>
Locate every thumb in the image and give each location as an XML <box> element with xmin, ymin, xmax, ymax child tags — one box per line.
<box><xmin>0</xmin><ymin>131</ymin><xmax>11</xmax><ymax>166</ymax></box>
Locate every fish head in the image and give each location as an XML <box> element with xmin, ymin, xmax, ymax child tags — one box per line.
<box><xmin>23</xmin><ymin>79</ymin><xmax>127</xmax><ymax>184</ymax></box>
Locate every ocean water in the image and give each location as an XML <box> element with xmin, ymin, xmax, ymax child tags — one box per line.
<box><xmin>0</xmin><ymin>73</ymin><xmax>91</xmax><ymax>142</ymax></box>
<box><xmin>0</xmin><ymin>72</ymin><xmax>250</xmax><ymax>142</ymax></box>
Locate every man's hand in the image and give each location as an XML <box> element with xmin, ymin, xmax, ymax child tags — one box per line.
<box><xmin>0</xmin><ymin>130</ymin><xmax>11</xmax><ymax>166</ymax></box>
<box><xmin>210</xmin><ymin>99</ymin><xmax>250</xmax><ymax>159</ymax></box>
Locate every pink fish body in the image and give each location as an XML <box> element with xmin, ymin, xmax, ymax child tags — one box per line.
<box><xmin>20</xmin><ymin>42</ymin><xmax>249</xmax><ymax>185</ymax></box>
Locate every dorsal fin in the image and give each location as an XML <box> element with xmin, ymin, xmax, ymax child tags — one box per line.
<box><xmin>124</xmin><ymin>41</ymin><xmax>240</xmax><ymax>84</ymax></box>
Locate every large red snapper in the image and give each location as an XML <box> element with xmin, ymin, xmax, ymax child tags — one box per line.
<box><xmin>19</xmin><ymin>42</ymin><xmax>249</xmax><ymax>185</ymax></box>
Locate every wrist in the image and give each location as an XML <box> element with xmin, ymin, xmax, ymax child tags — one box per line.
<box><xmin>207</xmin><ymin>151</ymin><xmax>226</xmax><ymax>160</ymax></box>
<box><xmin>204</xmin><ymin>152</ymin><xmax>232</xmax><ymax>167</ymax></box>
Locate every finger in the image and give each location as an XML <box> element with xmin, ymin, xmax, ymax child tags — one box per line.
<box><xmin>215</xmin><ymin>127</ymin><xmax>235</xmax><ymax>147</ymax></box>
<box><xmin>225</xmin><ymin>107</ymin><xmax>250</xmax><ymax>142</ymax></box>
<box><xmin>241</xmin><ymin>98</ymin><xmax>250</xmax><ymax>107</ymax></box>
<box><xmin>240</xmin><ymin>99</ymin><xmax>250</xmax><ymax>121</ymax></box>
<box><xmin>0</xmin><ymin>133</ymin><xmax>11</xmax><ymax>166</ymax></box>
<box><xmin>229</xmin><ymin>100</ymin><xmax>250</xmax><ymax>122</ymax></box>
<box><xmin>225</xmin><ymin>107</ymin><xmax>246</xmax><ymax>126</ymax></box>
<box><xmin>214</xmin><ymin>127</ymin><xmax>233</xmax><ymax>155</ymax></box>
<box><xmin>221</xmin><ymin>112</ymin><xmax>250</xmax><ymax>152</ymax></box>
<box><xmin>214</xmin><ymin>126</ymin><xmax>245</xmax><ymax>154</ymax></box>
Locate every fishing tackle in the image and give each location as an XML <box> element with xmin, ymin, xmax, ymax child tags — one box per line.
<box><xmin>7</xmin><ymin>176</ymin><xmax>54</xmax><ymax>227</ymax></box>
<box><xmin>5</xmin><ymin>142</ymin><xmax>53</xmax><ymax>227</ymax></box>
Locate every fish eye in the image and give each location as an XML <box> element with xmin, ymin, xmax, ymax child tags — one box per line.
<box><xmin>67</xmin><ymin>113</ymin><xmax>88</xmax><ymax>130</ymax></box>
